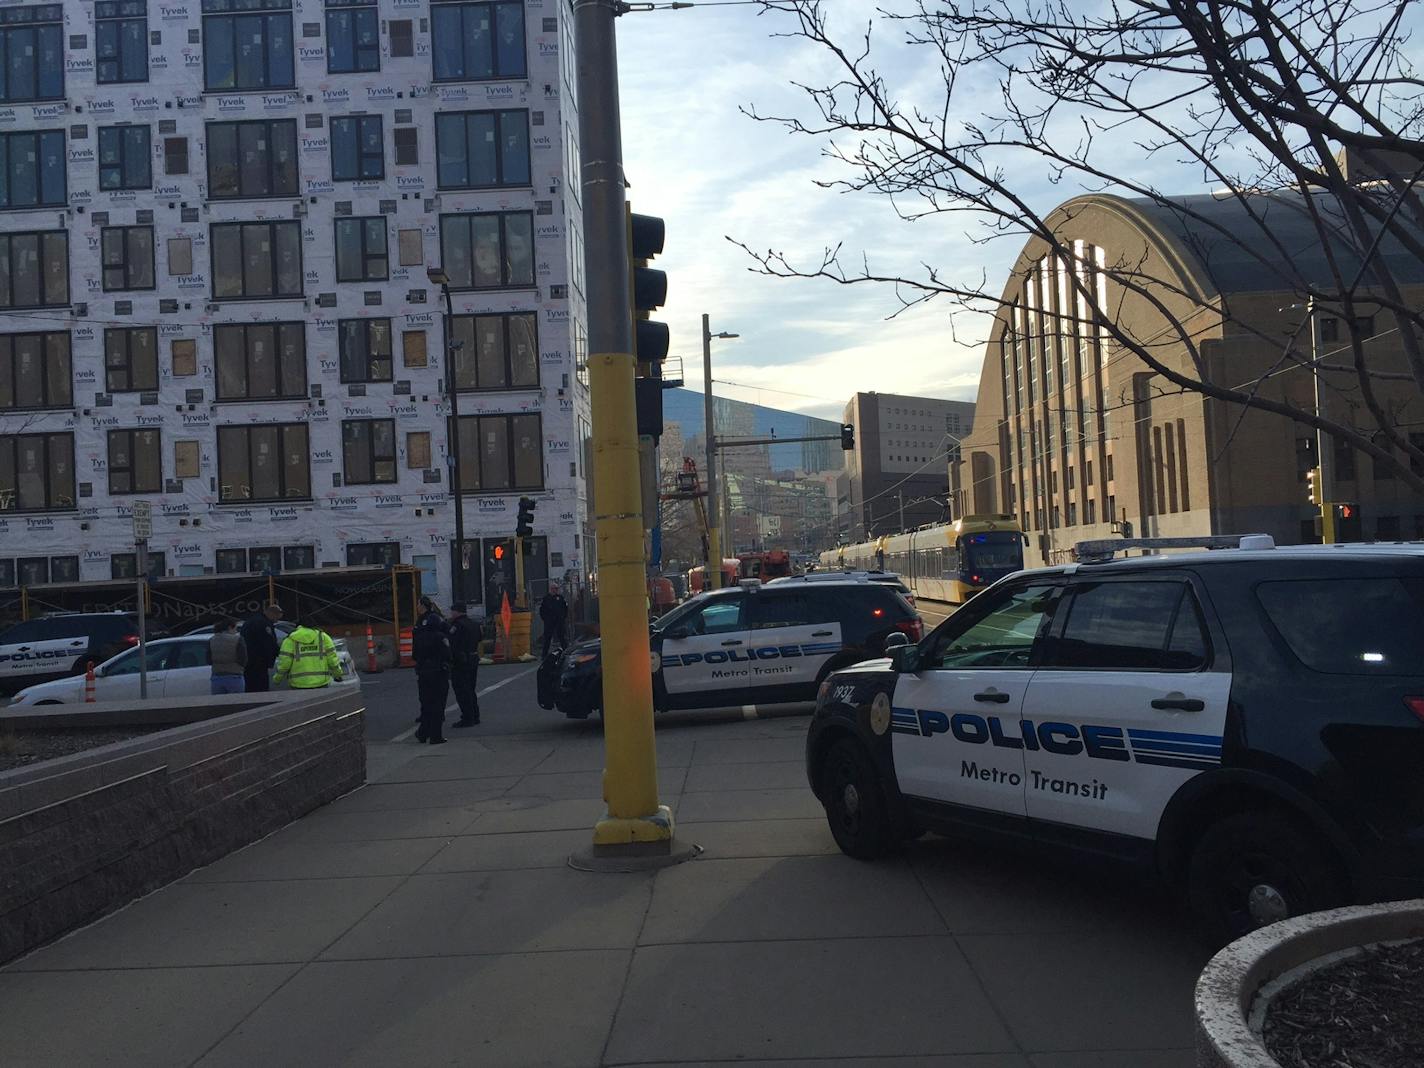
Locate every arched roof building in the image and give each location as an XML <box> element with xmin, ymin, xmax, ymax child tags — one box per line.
<box><xmin>954</xmin><ymin>191</ymin><xmax>1424</xmax><ymax>566</ymax></box>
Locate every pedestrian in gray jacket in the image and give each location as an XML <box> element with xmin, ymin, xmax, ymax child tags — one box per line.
<box><xmin>210</xmin><ymin>619</ymin><xmax>248</xmax><ymax>695</ymax></box>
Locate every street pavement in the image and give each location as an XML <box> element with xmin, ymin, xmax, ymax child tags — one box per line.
<box><xmin>0</xmin><ymin>665</ymin><xmax>1209</xmax><ymax>1067</ymax></box>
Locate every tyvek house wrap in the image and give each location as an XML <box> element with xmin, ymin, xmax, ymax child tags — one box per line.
<box><xmin>0</xmin><ymin>0</ymin><xmax>594</xmax><ymax>617</ymax></box>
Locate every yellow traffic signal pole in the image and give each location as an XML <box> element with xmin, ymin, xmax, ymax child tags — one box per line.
<box><xmin>572</xmin><ymin>0</ymin><xmax>688</xmax><ymax>866</ymax></box>
<box><xmin>1308</xmin><ymin>299</ymin><xmax>1338</xmax><ymax>544</ymax></box>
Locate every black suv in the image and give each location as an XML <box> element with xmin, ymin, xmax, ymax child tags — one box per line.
<box><xmin>806</xmin><ymin>543</ymin><xmax>1424</xmax><ymax>942</ymax></box>
<box><xmin>0</xmin><ymin>612</ymin><xmax>143</xmax><ymax>694</ymax></box>
<box><xmin>551</xmin><ymin>579</ymin><xmax>921</xmax><ymax>719</ymax></box>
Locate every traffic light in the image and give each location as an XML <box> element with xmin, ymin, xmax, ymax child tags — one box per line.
<box><xmin>1306</xmin><ymin>467</ymin><xmax>1322</xmax><ymax>507</ymax></box>
<box><xmin>630</xmin><ymin>213</ymin><xmax>668</xmax><ymax>365</ymax></box>
<box><xmin>1333</xmin><ymin>501</ymin><xmax>1363</xmax><ymax>542</ymax></box>
<box><xmin>492</xmin><ymin>544</ymin><xmax>505</xmax><ymax>561</ymax></box>
<box><xmin>840</xmin><ymin>423</ymin><xmax>855</xmax><ymax>450</ymax></box>
<box><xmin>516</xmin><ymin>496</ymin><xmax>535</xmax><ymax>539</ymax></box>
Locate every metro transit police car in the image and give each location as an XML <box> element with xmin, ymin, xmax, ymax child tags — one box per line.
<box><xmin>552</xmin><ymin>578</ymin><xmax>920</xmax><ymax>719</ymax></box>
<box><xmin>806</xmin><ymin>536</ymin><xmax>1424</xmax><ymax>941</ymax></box>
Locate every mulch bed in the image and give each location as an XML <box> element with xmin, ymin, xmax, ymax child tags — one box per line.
<box><xmin>0</xmin><ymin>727</ymin><xmax>169</xmax><ymax>773</ymax></box>
<box><xmin>1263</xmin><ymin>939</ymin><xmax>1424</xmax><ymax>1068</ymax></box>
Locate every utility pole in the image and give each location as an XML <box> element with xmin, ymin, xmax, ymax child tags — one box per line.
<box><xmin>428</xmin><ymin>268</ymin><xmax>467</xmax><ymax>603</ymax></box>
<box><xmin>1309</xmin><ymin>299</ymin><xmax>1337</xmax><ymax>544</ymax></box>
<box><xmin>701</xmin><ymin>313</ymin><xmax>737</xmax><ymax>588</ymax></box>
<box><xmin>897</xmin><ymin>489</ymin><xmax>905</xmax><ymax>532</ymax></box>
<box><xmin>132</xmin><ymin>500</ymin><xmax>151</xmax><ymax>699</ymax></box>
<box><xmin>573</xmin><ymin>0</ymin><xmax>684</xmax><ymax>865</ymax></box>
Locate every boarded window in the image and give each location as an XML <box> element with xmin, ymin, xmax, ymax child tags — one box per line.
<box><xmin>167</xmin><ymin>236</ymin><xmax>193</xmax><ymax>276</ymax></box>
<box><xmin>164</xmin><ymin>136</ymin><xmax>188</xmax><ymax>175</ymax></box>
<box><xmin>174</xmin><ymin>438</ymin><xmax>199</xmax><ymax>478</ymax></box>
<box><xmin>407</xmin><ymin>430</ymin><xmax>431</xmax><ymax>470</ymax></box>
<box><xmin>171</xmin><ymin>337</ymin><xmax>197</xmax><ymax>376</ymax></box>
<box><xmin>402</xmin><ymin>329</ymin><xmax>427</xmax><ymax>367</ymax></box>
<box><xmin>398</xmin><ymin>228</ymin><xmax>422</xmax><ymax>266</ymax></box>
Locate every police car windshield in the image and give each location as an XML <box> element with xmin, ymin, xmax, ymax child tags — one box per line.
<box><xmin>653</xmin><ymin>592</ymin><xmax>734</xmax><ymax>634</ymax></box>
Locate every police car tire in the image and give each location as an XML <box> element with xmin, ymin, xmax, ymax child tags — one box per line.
<box><xmin>821</xmin><ymin>738</ymin><xmax>897</xmax><ymax>859</ymax></box>
<box><xmin>1185</xmin><ymin>810</ymin><xmax>1345</xmax><ymax>945</ymax></box>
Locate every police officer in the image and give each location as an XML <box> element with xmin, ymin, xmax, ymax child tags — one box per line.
<box><xmin>448</xmin><ymin>602</ymin><xmax>481</xmax><ymax>728</ymax></box>
<box><xmin>272</xmin><ymin>617</ymin><xmax>344</xmax><ymax>690</ymax></box>
<box><xmin>240</xmin><ymin>603</ymin><xmax>283</xmax><ymax>693</ymax></box>
<box><xmin>412</xmin><ymin>598</ymin><xmax>451</xmax><ymax>744</ymax></box>
<box><xmin>539</xmin><ymin>583</ymin><xmax>569</xmax><ymax>657</ymax></box>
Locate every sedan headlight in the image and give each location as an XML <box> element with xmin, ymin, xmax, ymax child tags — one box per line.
<box><xmin>569</xmin><ymin>652</ymin><xmax>598</xmax><ymax>667</ymax></box>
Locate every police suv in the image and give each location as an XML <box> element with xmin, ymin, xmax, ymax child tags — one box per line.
<box><xmin>552</xmin><ymin>578</ymin><xmax>920</xmax><ymax>719</ymax></box>
<box><xmin>806</xmin><ymin>536</ymin><xmax>1424</xmax><ymax>941</ymax></box>
<box><xmin>0</xmin><ymin>612</ymin><xmax>142</xmax><ymax>695</ymax></box>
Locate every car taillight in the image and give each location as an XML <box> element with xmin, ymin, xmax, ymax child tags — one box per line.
<box><xmin>872</xmin><ymin>607</ymin><xmax>884</xmax><ymax>617</ymax></box>
<box><xmin>896</xmin><ymin>619</ymin><xmax>922</xmax><ymax>641</ymax></box>
<box><xmin>123</xmin><ymin>634</ymin><xmax>140</xmax><ymax>646</ymax></box>
<box><xmin>1405</xmin><ymin>696</ymin><xmax>1424</xmax><ymax>724</ymax></box>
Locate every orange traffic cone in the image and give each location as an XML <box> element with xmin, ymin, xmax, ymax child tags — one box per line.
<box><xmin>84</xmin><ymin>661</ymin><xmax>96</xmax><ymax>703</ymax></box>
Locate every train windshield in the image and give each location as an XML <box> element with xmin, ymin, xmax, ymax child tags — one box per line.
<box><xmin>961</xmin><ymin>532</ymin><xmax>1025</xmax><ymax>575</ymax></box>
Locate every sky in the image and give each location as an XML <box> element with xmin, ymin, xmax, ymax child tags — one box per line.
<box><xmin>615</xmin><ymin>2</ymin><xmax>1014</xmax><ymax>424</ymax></box>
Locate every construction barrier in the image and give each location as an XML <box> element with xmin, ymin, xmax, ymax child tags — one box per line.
<box><xmin>83</xmin><ymin>661</ymin><xmax>96</xmax><ymax>703</ymax></box>
<box><xmin>398</xmin><ymin>627</ymin><xmax>415</xmax><ymax>667</ymax></box>
<box><xmin>365</xmin><ymin>623</ymin><xmax>380</xmax><ymax>674</ymax></box>
<box><xmin>509</xmin><ymin>610</ymin><xmax>533</xmax><ymax>661</ymax></box>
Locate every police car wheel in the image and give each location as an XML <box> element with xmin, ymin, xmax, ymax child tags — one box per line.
<box><xmin>822</xmin><ymin>738</ymin><xmax>895</xmax><ymax>859</ymax></box>
<box><xmin>1186</xmin><ymin>811</ymin><xmax>1344</xmax><ymax>944</ymax></box>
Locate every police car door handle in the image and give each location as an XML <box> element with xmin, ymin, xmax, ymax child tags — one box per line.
<box><xmin>974</xmin><ymin>689</ymin><xmax>1011</xmax><ymax>704</ymax></box>
<box><xmin>721</xmin><ymin>639</ymin><xmax>743</xmax><ymax>646</ymax></box>
<box><xmin>812</xmin><ymin>630</ymin><xmax>833</xmax><ymax>637</ymax></box>
<box><xmin>1151</xmin><ymin>695</ymin><xmax>1205</xmax><ymax>712</ymax></box>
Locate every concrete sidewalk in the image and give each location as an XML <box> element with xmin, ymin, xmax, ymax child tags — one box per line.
<box><xmin>0</xmin><ymin>715</ymin><xmax>1208</xmax><ymax>1067</ymax></box>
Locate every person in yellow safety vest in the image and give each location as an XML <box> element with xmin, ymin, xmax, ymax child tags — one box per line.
<box><xmin>273</xmin><ymin>621</ymin><xmax>344</xmax><ymax>689</ymax></box>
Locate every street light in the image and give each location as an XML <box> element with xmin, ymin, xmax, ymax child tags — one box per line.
<box><xmin>702</xmin><ymin>314</ymin><xmax>738</xmax><ymax>588</ymax></box>
<box><xmin>429</xmin><ymin>266</ymin><xmax>468</xmax><ymax>601</ymax></box>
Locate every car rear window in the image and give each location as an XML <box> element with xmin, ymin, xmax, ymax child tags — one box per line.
<box><xmin>1256</xmin><ymin>577</ymin><xmax>1424</xmax><ymax>675</ymax></box>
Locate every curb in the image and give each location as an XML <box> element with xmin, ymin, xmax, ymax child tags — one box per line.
<box><xmin>1194</xmin><ymin>899</ymin><xmax>1424</xmax><ymax>1067</ymax></box>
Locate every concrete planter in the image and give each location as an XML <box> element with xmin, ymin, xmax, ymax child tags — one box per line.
<box><xmin>1195</xmin><ymin>900</ymin><xmax>1424</xmax><ymax>1067</ymax></box>
<box><xmin>0</xmin><ymin>688</ymin><xmax>365</xmax><ymax>965</ymax></box>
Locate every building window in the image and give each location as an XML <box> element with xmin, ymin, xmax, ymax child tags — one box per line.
<box><xmin>95</xmin><ymin>0</ymin><xmax>148</xmax><ymax>84</ymax></box>
<box><xmin>1334</xmin><ymin>436</ymin><xmax>1356</xmax><ymax>481</ymax></box>
<box><xmin>455</xmin><ymin>412</ymin><xmax>542</xmax><ymax>492</ymax></box>
<box><xmin>0</xmin><ymin>6</ymin><xmax>63</xmax><ymax>104</ymax></box>
<box><xmin>214</xmin><ymin>321</ymin><xmax>307</xmax><ymax>400</ymax></box>
<box><xmin>398</xmin><ymin>228</ymin><xmax>422</xmax><ymax>266</ymax></box>
<box><xmin>168</xmin><ymin>237</ymin><xmax>193</xmax><ymax>276</ymax></box>
<box><xmin>0</xmin><ymin>432</ymin><xmax>75</xmax><ymax>512</ymax></box>
<box><xmin>202</xmin><ymin>0</ymin><xmax>295</xmax><ymax>92</ymax></box>
<box><xmin>0</xmin><ymin>230</ymin><xmax>67</xmax><ymax>309</ymax></box>
<box><xmin>335</xmin><ymin>217</ymin><xmax>388</xmax><ymax>282</ymax></box>
<box><xmin>1319</xmin><ymin>315</ymin><xmax>1375</xmax><ymax>343</ymax></box>
<box><xmin>104</xmin><ymin>327</ymin><xmax>158</xmax><ymax>392</ymax></box>
<box><xmin>111</xmin><ymin>552</ymin><xmax>165</xmax><ymax>580</ymax></box>
<box><xmin>107</xmin><ymin>428</ymin><xmax>161</xmax><ymax>494</ymax></box>
<box><xmin>330</xmin><ymin>114</ymin><xmax>383</xmax><ymax>181</ymax></box>
<box><xmin>338</xmin><ymin>318</ymin><xmax>393</xmax><ymax>383</ymax></box>
<box><xmin>439</xmin><ymin>211</ymin><xmax>533</xmax><ymax>290</ymax></box>
<box><xmin>13</xmin><ymin>555</ymin><xmax>77</xmax><ymax>584</ymax></box>
<box><xmin>174</xmin><ymin>439</ymin><xmax>200</xmax><ymax>479</ymax></box>
<box><xmin>451</xmin><ymin>312</ymin><xmax>537</xmax><ymax>391</ymax></box>
<box><xmin>207</xmin><ymin>119</ymin><xmax>299</xmax><ymax>199</ymax></box>
<box><xmin>171</xmin><ymin>338</ymin><xmax>197</xmax><ymax>376</ymax></box>
<box><xmin>326</xmin><ymin>0</ymin><xmax>378</xmax><ymax>73</ymax></box>
<box><xmin>393</xmin><ymin>126</ymin><xmax>417</xmax><ymax>165</ymax></box>
<box><xmin>389</xmin><ymin>19</ymin><xmax>413</xmax><ymax>57</ymax></box>
<box><xmin>217</xmin><ymin>544</ymin><xmax>313</xmax><ymax>573</ymax></box>
<box><xmin>435</xmin><ymin>109</ymin><xmax>530</xmax><ymax>189</ymax></box>
<box><xmin>164</xmin><ymin>137</ymin><xmax>188</xmax><ymax>175</ymax></box>
<box><xmin>98</xmin><ymin>125</ymin><xmax>151</xmax><ymax>191</ymax></box>
<box><xmin>407</xmin><ymin>430</ymin><xmax>430</xmax><ymax>469</ymax></box>
<box><xmin>342</xmin><ymin>418</ymin><xmax>397</xmax><ymax>484</ymax></box>
<box><xmin>431</xmin><ymin>1</ymin><xmax>526</xmax><ymax>82</ymax></box>
<box><xmin>217</xmin><ymin>423</ymin><xmax>311</xmax><ymax>502</ymax></box>
<box><xmin>0</xmin><ymin>129</ymin><xmax>65</xmax><ymax>209</ymax></box>
<box><xmin>0</xmin><ymin>332</ymin><xmax>69</xmax><ymax>411</ymax></box>
<box><xmin>347</xmin><ymin>541</ymin><xmax>400</xmax><ymax>567</ymax></box>
<box><xmin>101</xmin><ymin>225</ymin><xmax>155</xmax><ymax>291</ymax></box>
<box><xmin>210</xmin><ymin>220</ymin><xmax>303</xmax><ymax>299</ymax></box>
<box><xmin>402</xmin><ymin>330</ymin><xmax>427</xmax><ymax>367</ymax></box>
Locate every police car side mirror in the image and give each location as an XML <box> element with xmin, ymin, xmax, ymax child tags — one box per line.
<box><xmin>888</xmin><ymin>645</ymin><xmax>921</xmax><ymax>673</ymax></box>
<box><xmin>666</xmin><ymin>627</ymin><xmax>690</xmax><ymax>641</ymax></box>
<box><xmin>883</xmin><ymin>631</ymin><xmax>910</xmax><ymax>652</ymax></box>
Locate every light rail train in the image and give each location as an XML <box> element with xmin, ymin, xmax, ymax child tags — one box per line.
<box><xmin>820</xmin><ymin>515</ymin><xmax>1027</xmax><ymax>604</ymax></box>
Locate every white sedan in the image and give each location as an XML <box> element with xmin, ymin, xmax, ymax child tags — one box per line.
<box><xmin>5</xmin><ymin>635</ymin><xmax>359</xmax><ymax>706</ymax></box>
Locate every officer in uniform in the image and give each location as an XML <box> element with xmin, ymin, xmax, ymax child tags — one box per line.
<box><xmin>272</xmin><ymin>617</ymin><xmax>344</xmax><ymax>690</ymax></box>
<box><xmin>412</xmin><ymin>599</ymin><xmax>451</xmax><ymax>744</ymax></box>
<box><xmin>448</xmin><ymin>602</ymin><xmax>481</xmax><ymax>728</ymax></box>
